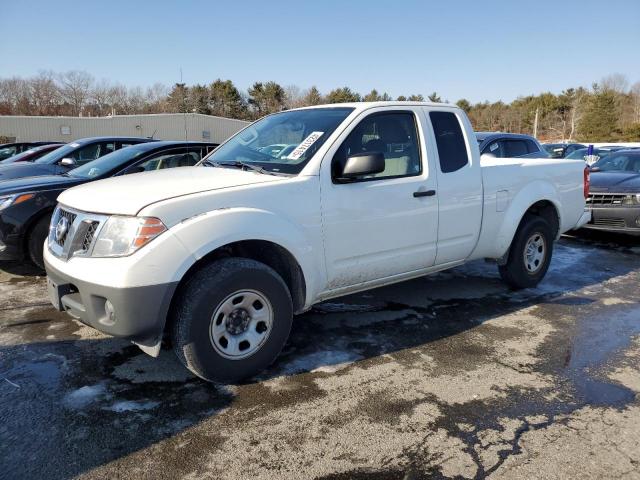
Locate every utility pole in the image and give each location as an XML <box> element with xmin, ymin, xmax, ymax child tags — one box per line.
<box><xmin>533</xmin><ymin>107</ymin><xmax>539</xmax><ymax>138</ymax></box>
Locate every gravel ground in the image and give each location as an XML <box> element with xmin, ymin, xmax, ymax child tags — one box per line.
<box><xmin>1</xmin><ymin>232</ymin><xmax>639</xmax><ymax>479</ymax></box>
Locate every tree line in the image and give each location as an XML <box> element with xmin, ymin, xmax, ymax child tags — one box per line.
<box><xmin>1</xmin><ymin>71</ymin><xmax>638</xmax><ymax>142</ymax></box>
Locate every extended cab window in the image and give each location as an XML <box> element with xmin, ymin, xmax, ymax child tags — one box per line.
<box><xmin>430</xmin><ymin>112</ymin><xmax>469</xmax><ymax>173</ymax></box>
<box><xmin>332</xmin><ymin>112</ymin><xmax>421</xmax><ymax>181</ymax></box>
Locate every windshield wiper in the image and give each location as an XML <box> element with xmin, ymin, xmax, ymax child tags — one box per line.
<box><xmin>209</xmin><ymin>160</ymin><xmax>287</xmax><ymax>176</ymax></box>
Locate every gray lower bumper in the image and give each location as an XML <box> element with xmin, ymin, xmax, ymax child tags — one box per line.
<box><xmin>582</xmin><ymin>207</ymin><xmax>640</xmax><ymax>236</ymax></box>
<box><xmin>45</xmin><ymin>258</ymin><xmax>178</xmax><ymax>347</ymax></box>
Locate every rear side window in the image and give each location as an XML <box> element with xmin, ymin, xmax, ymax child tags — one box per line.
<box><xmin>430</xmin><ymin>112</ymin><xmax>469</xmax><ymax>173</ymax></box>
<box><xmin>525</xmin><ymin>139</ymin><xmax>541</xmax><ymax>153</ymax></box>
<box><xmin>504</xmin><ymin>140</ymin><xmax>528</xmax><ymax>157</ymax></box>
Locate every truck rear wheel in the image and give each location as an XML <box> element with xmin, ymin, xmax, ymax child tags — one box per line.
<box><xmin>171</xmin><ymin>257</ymin><xmax>293</xmax><ymax>383</ymax></box>
<box><xmin>498</xmin><ymin>215</ymin><xmax>553</xmax><ymax>289</ymax></box>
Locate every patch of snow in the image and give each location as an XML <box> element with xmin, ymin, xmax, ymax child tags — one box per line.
<box><xmin>279</xmin><ymin>349</ymin><xmax>363</xmax><ymax>375</ymax></box>
<box><xmin>63</xmin><ymin>384</ymin><xmax>106</xmax><ymax>409</ymax></box>
<box><xmin>106</xmin><ymin>400</ymin><xmax>160</xmax><ymax>413</ymax></box>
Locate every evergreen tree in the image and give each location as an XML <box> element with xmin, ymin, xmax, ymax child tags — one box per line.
<box><xmin>325</xmin><ymin>87</ymin><xmax>361</xmax><ymax>103</ymax></box>
<box><xmin>209</xmin><ymin>79</ymin><xmax>246</xmax><ymax>118</ymax></box>
<box><xmin>302</xmin><ymin>86</ymin><xmax>323</xmax><ymax>105</ymax></box>
<box><xmin>578</xmin><ymin>87</ymin><xmax>620</xmax><ymax>141</ymax></box>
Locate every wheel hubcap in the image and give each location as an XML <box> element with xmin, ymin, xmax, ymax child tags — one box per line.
<box><xmin>523</xmin><ymin>232</ymin><xmax>546</xmax><ymax>274</ymax></box>
<box><xmin>210</xmin><ymin>290</ymin><xmax>273</xmax><ymax>360</ymax></box>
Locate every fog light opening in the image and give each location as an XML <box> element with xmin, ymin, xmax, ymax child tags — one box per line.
<box><xmin>104</xmin><ymin>300</ymin><xmax>116</xmax><ymax>325</ymax></box>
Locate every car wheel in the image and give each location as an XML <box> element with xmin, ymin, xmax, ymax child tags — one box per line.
<box><xmin>171</xmin><ymin>257</ymin><xmax>293</xmax><ymax>383</ymax></box>
<box><xmin>27</xmin><ymin>215</ymin><xmax>51</xmax><ymax>271</ymax></box>
<box><xmin>498</xmin><ymin>215</ymin><xmax>553</xmax><ymax>289</ymax></box>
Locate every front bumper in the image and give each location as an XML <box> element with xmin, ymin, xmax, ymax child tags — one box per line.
<box><xmin>0</xmin><ymin>222</ymin><xmax>24</xmax><ymax>261</ymax></box>
<box><xmin>45</xmin><ymin>256</ymin><xmax>178</xmax><ymax>348</ymax></box>
<box><xmin>581</xmin><ymin>206</ymin><xmax>640</xmax><ymax>236</ymax></box>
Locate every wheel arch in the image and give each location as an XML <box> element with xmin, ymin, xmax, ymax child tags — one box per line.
<box><xmin>494</xmin><ymin>180</ymin><xmax>562</xmax><ymax>258</ymax></box>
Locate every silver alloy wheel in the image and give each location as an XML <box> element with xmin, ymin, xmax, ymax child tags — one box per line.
<box><xmin>523</xmin><ymin>232</ymin><xmax>546</xmax><ymax>274</ymax></box>
<box><xmin>209</xmin><ymin>289</ymin><xmax>274</xmax><ymax>360</ymax></box>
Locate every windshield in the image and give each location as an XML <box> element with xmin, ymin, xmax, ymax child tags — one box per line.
<box><xmin>566</xmin><ymin>148</ymin><xmax>615</xmax><ymax>161</ymax></box>
<box><xmin>593</xmin><ymin>153</ymin><xmax>640</xmax><ymax>173</ymax></box>
<box><xmin>205</xmin><ymin>107</ymin><xmax>354</xmax><ymax>174</ymax></box>
<box><xmin>34</xmin><ymin>142</ymin><xmax>77</xmax><ymax>164</ymax></box>
<box><xmin>68</xmin><ymin>145</ymin><xmax>148</xmax><ymax>179</ymax></box>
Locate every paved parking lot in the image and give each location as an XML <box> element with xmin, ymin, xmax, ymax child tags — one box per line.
<box><xmin>1</xmin><ymin>233</ymin><xmax>640</xmax><ymax>479</ymax></box>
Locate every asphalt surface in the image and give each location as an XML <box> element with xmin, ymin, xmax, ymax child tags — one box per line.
<box><xmin>1</xmin><ymin>231</ymin><xmax>640</xmax><ymax>479</ymax></box>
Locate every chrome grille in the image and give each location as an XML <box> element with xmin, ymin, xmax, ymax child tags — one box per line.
<box><xmin>587</xmin><ymin>193</ymin><xmax>627</xmax><ymax>206</ymax></box>
<box><xmin>48</xmin><ymin>206</ymin><xmax>107</xmax><ymax>260</ymax></box>
<box><xmin>81</xmin><ymin>221</ymin><xmax>99</xmax><ymax>252</ymax></box>
<box><xmin>53</xmin><ymin>209</ymin><xmax>77</xmax><ymax>247</ymax></box>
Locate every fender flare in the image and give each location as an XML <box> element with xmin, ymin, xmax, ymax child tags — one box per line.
<box><xmin>494</xmin><ymin>180</ymin><xmax>562</xmax><ymax>257</ymax></box>
<box><xmin>168</xmin><ymin>207</ymin><xmax>323</xmax><ymax>304</ymax></box>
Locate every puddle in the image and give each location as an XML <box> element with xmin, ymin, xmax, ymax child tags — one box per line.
<box><xmin>563</xmin><ymin>307</ymin><xmax>640</xmax><ymax>406</ymax></box>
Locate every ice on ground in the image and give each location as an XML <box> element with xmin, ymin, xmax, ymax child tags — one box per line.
<box><xmin>106</xmin><ymin>400</ymin><xmax>160</xmax><ymax>413</ymax></box>
<box><xmin>63</xmin><ymin>384</ymin><xmax>106</xmax><ymax>409</ymax></box>
<box><xmin>279</xmin><ymin>349</ymin><xmax>363</xmax><ymax>375</ymax></box>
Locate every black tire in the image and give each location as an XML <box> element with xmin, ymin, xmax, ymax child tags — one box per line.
<box><xmin>498</xmin><ymin>215</ymin><xmax>553</xmax><ymax>290</ymax></box>
<box><xmin>171</xmin><ymin>257</ymin><xmax>293</xmax><ymax>383</ymax></box>
<box><xmin>27</xmin><ymin>215</ymin><xmax>51</xmax><ymax>271</ymax></box>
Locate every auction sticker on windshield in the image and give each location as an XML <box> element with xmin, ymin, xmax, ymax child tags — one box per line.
<box><xmin>286</xmin><ymin>132</ymin><xmax>324</xmax><ymax>160</ymax></box>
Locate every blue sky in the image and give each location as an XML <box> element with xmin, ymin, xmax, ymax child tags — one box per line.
<box><xmin>1</xmin><ymin>0</ymin><xmax>639</xmax><ymax>103</ymax></box>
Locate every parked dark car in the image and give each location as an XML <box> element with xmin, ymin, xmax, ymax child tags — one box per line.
<box><xmin>543</xmin><ymin>143</ymin><xmax>586</xmax><ymax>158</ymax></box>
<box><xmin>0</xmin><ymin>137</ymin><xmax>154</xmax><ymax>181</ymax></box>
<box><xmin>565</xmin><ymin>146</ymin><xmax>628</xmax><ymax>163</ymax></box>
<box><xmin>0</xmin><ymin>141</ymin><xmax>64</xmax><ymax>161</ymax></box>
<box><xmin>0</xmin><ymin>141</ymin><xmax>218</xmax><ymax>268</ymax></box>
<box><xmin>0</xmin><ymin>143</ymin><xmax>64</xmax><ymax>164</ymax></box>
<box><xmin>476</xmin><ymin>132</ymin><xmax>550</xmax><ymax>159</ymax></box>
<box><xmin>583</xmin><ymin>149</ymin><xmax>640</xmax><ymax>235</ymax></box>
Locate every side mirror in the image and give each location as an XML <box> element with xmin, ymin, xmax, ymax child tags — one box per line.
<box><xmin>59</xmin><ymin>158</ymin><xmax>76</xmax><ymax>167</ymax></box>
<box><xmin>335</xmin><ymin>152</ymin><xmax>385</xmax><ymax>181</ymax></box>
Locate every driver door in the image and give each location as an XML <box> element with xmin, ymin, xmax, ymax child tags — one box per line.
<box><xmin>319</xmin><ymin>108</ymin><xmax>438</xmax><ymax>291</ymax></box>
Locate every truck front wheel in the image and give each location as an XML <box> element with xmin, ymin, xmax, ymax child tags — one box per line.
<box><xmin>171</xmin><ymin>257</ymin><xmax>293</xmax><ymax>383</ymax></box>
<box><xmin>498</xmin><ymin>215</ymin><xmax>553</xmax><ymax>289</ymax></box>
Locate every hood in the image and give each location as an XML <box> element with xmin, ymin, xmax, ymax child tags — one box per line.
<box><xmin>589</xmin><ymin>172</ymin><xmax>640</xmax><ymax>193</ymax></box>
<box><xmin>58</xmin><ymin>166</ymin><xmax>285</xmax><ymax>215</ymax></box>
<box><xmin>0</xmin><ymin>174</ymin><xmax>84</xmax><ymax>196</ymax></box>
<box><xmin>0</xmin><ymin>162</ymin><xmax>59</xmax><ymax>181</ymax></box>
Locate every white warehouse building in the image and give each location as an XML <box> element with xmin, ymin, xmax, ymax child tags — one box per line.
<box><xmin>0</xmin><ymin>113</ymin><xmax>250</xmax><ymax>144</ymax></box>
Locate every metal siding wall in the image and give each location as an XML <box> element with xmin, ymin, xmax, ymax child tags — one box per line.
<box><xmin>0</xmin><ymin>114</ymin><xmax>249</xmax><ymax>143</ymax></box>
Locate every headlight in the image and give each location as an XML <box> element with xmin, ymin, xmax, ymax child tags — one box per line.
<box><xmin>92</xmin><ymin>216</ymin><xmax>166</xmax><ymax>257</ymax></box>
<box><xmin>0</xmin><ymin>193</ymin><xmax>35</xmax><ymax>211</ymax></box>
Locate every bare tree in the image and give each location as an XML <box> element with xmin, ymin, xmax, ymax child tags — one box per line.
<box><xmin>601</xmin><ymin>73</ymin><xmax>629</xmax><ymax>93</ymax></box>
<box><xmin>58</xmin><ymin>70</ymin><xmax>94</xmax><ymax>116</ymax></box>
<box><xmin>30</xmin><ymin>71</ymin><xmax>59</xmax><ymax>115</ymax></box>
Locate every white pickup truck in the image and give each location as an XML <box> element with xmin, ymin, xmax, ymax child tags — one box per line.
<box><xmin>44</xmin><ymin>102</ymin><xmax>591</xmax><ymax>382</ymax></box>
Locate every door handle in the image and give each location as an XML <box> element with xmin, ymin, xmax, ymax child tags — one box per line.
<box><xmin>413</xmin><ymin>189</ymin><xmax>436</xmax><ymax>198</ymax></box>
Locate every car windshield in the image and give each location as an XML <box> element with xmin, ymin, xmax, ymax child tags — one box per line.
<box><xmin>204</xmin><ymin>107</ymin><xmax>354</xmax><ymax>174</ymax></box>
<box><xmin>68</xmin><ymin>145</ymin><xmax>148</xmax><ymax>179</ymax></box>
<box><xmin>0</xmin><ymin>148</ymin><xmax>37</xmax><ymax>163</ymax></box>
<box><xmin>592</xmin><ymin>153</ymin><xmax>640</xmax><ymax>173</ymax></box>
<box><xmin>566</xmin><ymin>148</ymin><xmax>614</xmax><ymax>160</ymax></box>
<box><xmin>34</xmin><ymin>142</ymin><xmax>77</xmax><ymax>164</ymax></box>
<box><xmin>0</xmin><ymin>146</ymin><xmax>17</xmax><ymax>160</ymax></box>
